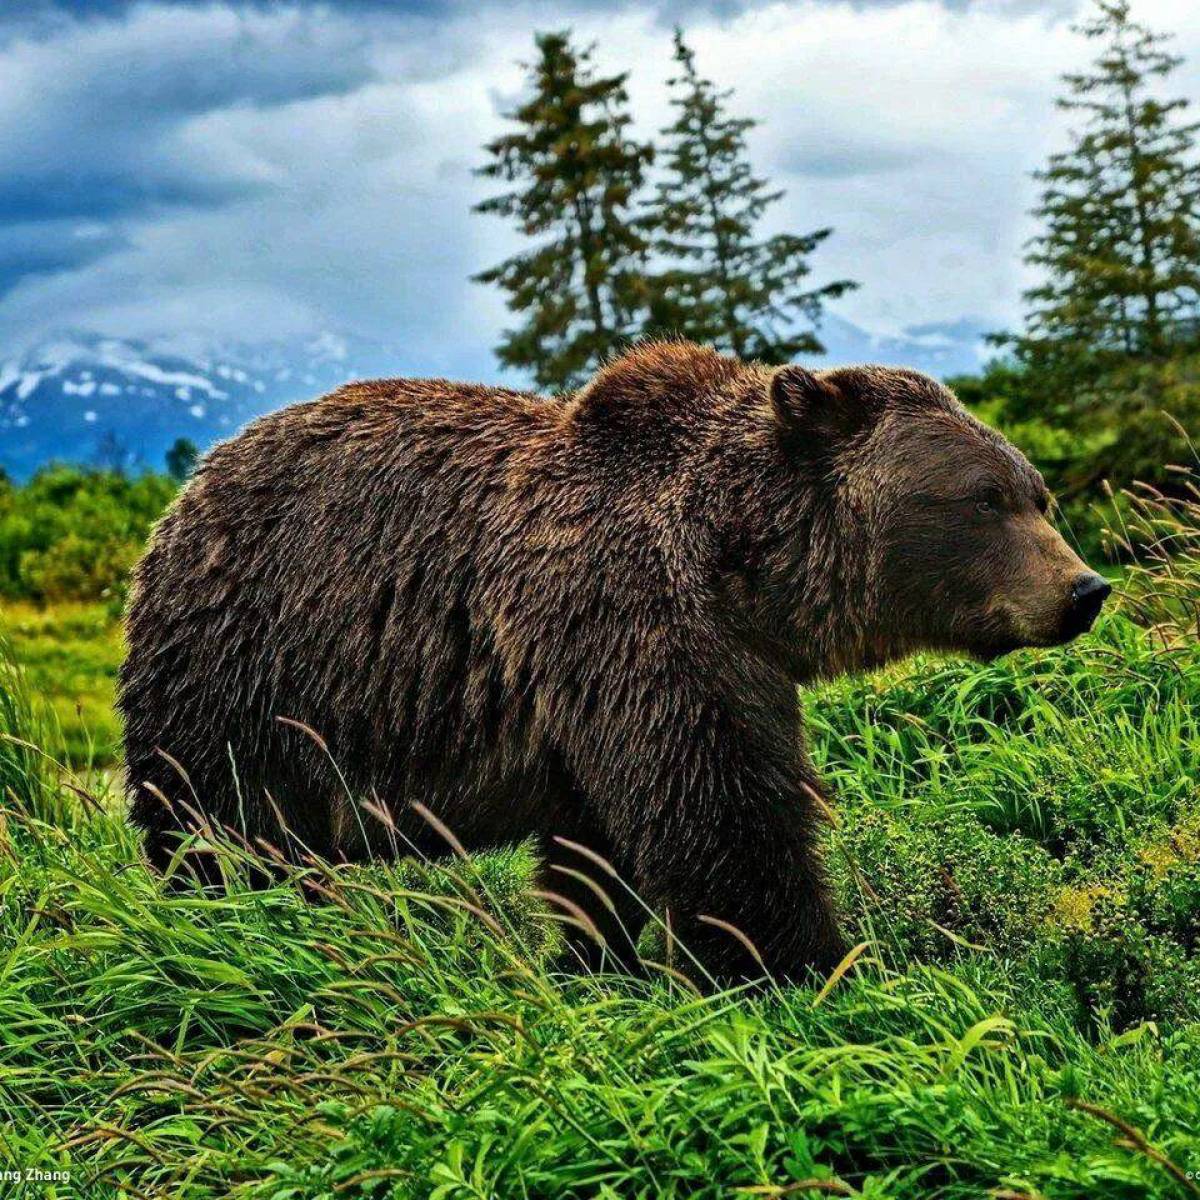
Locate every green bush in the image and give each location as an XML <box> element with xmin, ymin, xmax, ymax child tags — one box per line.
<box><xmin>0</xmin><ymin>465</ymin><xmax>175</xmax><ymax>606</ymax></box>
<box><xmin>18</xmin><ymin>531</ymin><xmax>143</xmax><ymax>605</ymax></box>
<box><xmin>951</xmin><ymin>352</ymin><xmax>1200</xmax><ymax>561</ymax></box>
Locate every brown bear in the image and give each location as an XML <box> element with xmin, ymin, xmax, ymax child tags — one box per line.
<box><xmin>119</xmin><ymin>341</ymin><xmax>1109</xmax><ymax>983</ymax></box>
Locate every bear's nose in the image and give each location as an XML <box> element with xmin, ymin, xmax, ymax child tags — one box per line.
<box><xmin>1064</xmin><ymin>572</ymin><xmax>1111</xmax><ymax>638</ymax></box>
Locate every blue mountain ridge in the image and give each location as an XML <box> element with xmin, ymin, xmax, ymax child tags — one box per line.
<box><xmin>0</xmin><ymin>317</ymin><xmax>993</xmax><ymax>478</ymax></box>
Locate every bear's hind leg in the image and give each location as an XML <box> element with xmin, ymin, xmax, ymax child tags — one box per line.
<box><xmin>544</xmin><ymin>824</ymin><xmax>647</xmax><ymax>976</ymax></box>
<box><xmin>134</xmin><ymin>793</ymin><xmax>225</xmax><ymax>889</ymax></box>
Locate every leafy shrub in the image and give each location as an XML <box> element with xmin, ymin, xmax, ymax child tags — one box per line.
<box><xmin>951</xmin><ymin>353</ymin><xmax>1200</xmax><ymax>561</ymax></box>
<box><xmin>808</xmin><ymin>610</ymin><xmax>1200</xmax><ymax>1032</ymax></box>
<box><xmin>18</xmin><ymin>531</ymin><xmax>143</xmax><ymax>606</ymax></box>
<box><xmin>0</xmin><ymin>465</ymin><xmax>175</xmax><ymax>606</ymax></box>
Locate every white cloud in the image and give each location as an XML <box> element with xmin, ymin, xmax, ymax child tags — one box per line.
<box><xmin>1</xmin><ymin>0</ymin><xmax>1199</xmax><ymax>370</ymax></box>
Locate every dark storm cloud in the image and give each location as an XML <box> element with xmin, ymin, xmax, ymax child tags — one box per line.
<box><xmin>4</xmin><ymin>0</ymin><xmax>1191</xmax><ymax>371</ymax></box>
<box><xmin>0</xmin><ymin>0</ymin><xmax>1079</xmax><ymax>32</ymax></box>
<box><xmin>0</xmin><ymin>4</ymin><xmax>385</xmax><ymax>223</ymax></box>
<box><xmin>0</xmin><ymin>173</ymin><xmax>263</xmax><ymax>225</ymax></box>
<box><xmin>0</xmin><ymin>221</ymin><xmax>128</xmax><ymax>298</ymax></box>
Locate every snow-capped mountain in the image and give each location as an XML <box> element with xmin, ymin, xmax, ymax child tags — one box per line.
<box><xmin>0</xmin><ymin>317</ymin><xmax>996</xmax><ymax>478</ymax></box>
<box><xmin>0</xmin><ymin>330</ymin><xmax>394</xmax><ymax>478</ymax></box>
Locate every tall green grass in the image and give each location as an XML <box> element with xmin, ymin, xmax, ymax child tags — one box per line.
<box><xmin>0</xmin><ymin>587</ymin><xmax>1198</xmax><ymax>1194</ymax></box>
<box><xmin>0</xmin><ymin>601</ymin><xmax>123</xmax><ymax>769</ymax></box>
<box><xmin>0</xmin><ymin>628</ymin><xmax>74</xmax><ymax>826</ymax></box>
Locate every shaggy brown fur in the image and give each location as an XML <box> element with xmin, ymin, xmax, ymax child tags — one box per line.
<box><xmin>120</xmin><ymin>341</ymin><xmax>1106</xmax><ymax>983</ymax></box>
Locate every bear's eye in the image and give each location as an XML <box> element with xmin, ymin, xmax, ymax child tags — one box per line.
<box><xmin>974</xmin><ymin>488</ymin><xmax>1003</xmax><ymax>517</ymax></box>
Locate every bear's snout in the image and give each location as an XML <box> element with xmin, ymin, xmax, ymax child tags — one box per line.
<box><xmin>1060</xmin><ymin>572</ymin><xmax>1111</xmax><ymax>641</ymax></box>
<box><xmin>977</xmin><ymin>516</ymin><xmax>1108</xmax><ymax>654</ymax></box>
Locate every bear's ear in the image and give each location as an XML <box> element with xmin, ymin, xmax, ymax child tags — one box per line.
<box><xmin>770</xmin><ymin>365</ymin><xmax>877</xmax><ymax>447</ymax></box>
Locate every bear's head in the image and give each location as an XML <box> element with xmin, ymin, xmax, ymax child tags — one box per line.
<box><xmin>761</xmin><ymin>363</ymin><xmax>1109</xmax><ymax>670</ymax></box>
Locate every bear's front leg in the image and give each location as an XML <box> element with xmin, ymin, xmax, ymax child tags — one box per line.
<box><xmin>565</xmin><ymin>680</ymin><xmax>847</xmax><ymax>988</ymax></box>
<box><xmin>640</xmin><ymin>789</ymin><xmax>846</xmax><ymax>987</ymax></box>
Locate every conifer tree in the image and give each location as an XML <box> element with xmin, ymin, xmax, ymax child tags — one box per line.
<box><xmin>474</xmin><ymin>32</ymin><xmax>654</xmax><ymax>389</ymax></box>
<box><xmin>645</xmin><ymin>30</ymin><xmax>856</xmax><ymax>363</ymax></box>
<box><xmin>165</xmin><ymin>437</ymin><xmax>198</xmax><ymax>483</ymax></box>
<box><xmin>1019</xmin><ymin>0</ymin><xmax>1200</xmax><ymax>364</ymax></box>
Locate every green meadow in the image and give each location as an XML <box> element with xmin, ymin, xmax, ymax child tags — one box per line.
<box><xmin>0</xmin><ymin>602</ymin><xmax>123</xmax><ymax>768</ymax></box>
<box><xmin>4</xmin><ymin>0</ymin><xmax>1200</xmax><ymax>1192</ymax></box>
<box><xmin>1</xmin><ymin>510</ymin><xmax>1198</xmax><ymax>1196</ymax></box>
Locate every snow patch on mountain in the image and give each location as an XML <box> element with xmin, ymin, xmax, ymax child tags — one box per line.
<box><xmin>0</xmin><ymin>317</ymin><xmax>996</xmax><ymax>477</ymax></box>
<box><xmin>0</xmin><ymin>329</ymin><xmax>391</xmax><ymax>478</ymax></box>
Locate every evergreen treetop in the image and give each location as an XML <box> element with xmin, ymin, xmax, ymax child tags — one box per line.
<box><xmin>645</xmin><ymin>29</ymin><xmax>856</xmax><ymax>363</ymax></box>
<box><xmin>1019</xmin><ymin>0</ymin><xmax>1200</xmax><ymax>365</ymax></box>
<box><xmin>473</xmin><ymin>31</ymin><xmax>654</xmax><ymax>390</ymax></box>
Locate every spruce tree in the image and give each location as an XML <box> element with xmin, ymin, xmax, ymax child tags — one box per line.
<box><xmin>645</xmin><ymin>30</ymin><xmax>856</xmax><ymax>363</ymax></box>
<box><xmin>165</xmin><ymin>437</ymin><xmax>198</xmax><ymax>483</ymax></box>
<box><xmin>474</xmin><ymin>32</ymin><xmax>654</xmax><ymax>390</ymax></box>
<box><xmin>1019</xmin><ymin>0</ymin><xmax>1200</xmax><ymax>364</ymax></box>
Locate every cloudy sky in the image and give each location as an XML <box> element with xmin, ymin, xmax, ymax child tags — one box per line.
<box><xmin>2</xmin><ymin>0</ymin><xmax>1199</xmax><ymax>379</ymax></box>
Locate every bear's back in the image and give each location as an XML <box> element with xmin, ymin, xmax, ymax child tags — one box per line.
<box><xmin>120</xmin><ymin>377</ymin><xmax>568</xmax><ymax>856</ymax></box>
